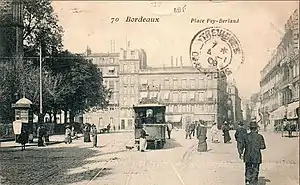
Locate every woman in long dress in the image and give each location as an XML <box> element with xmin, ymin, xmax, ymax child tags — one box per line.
<box><xmin>210</xmin><ymin>122</ymin><xmax>219</xmax><ymax>143</ymax></box>
<box><xmin>222</xmin><ymin>121</ymin><xmax>231</xmax><ymax>143</ymax></box>
<box><xmin>83</xmin><ymin>124</ymin><xmax>91</xmax><ymax>142</ymax></box>
<box><xmin>65</xmin><ymin>126</ymin><xmax>72</xmax><ymax>144</ymax></box>
<box><xmin>197</xmin><ymin>121</ymin><xmax>208</xmax><ymax>152</ymax></box>
<box><xmin>91</xmin><ymin>125</ymin><xmax>98</xmax><ymax>147</ymax></box>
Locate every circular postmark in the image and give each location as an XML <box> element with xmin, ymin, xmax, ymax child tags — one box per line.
<box><xmin>189</xmin><ymin>26</ymin><xmax>244</xmax><ymax>77</ymax></box>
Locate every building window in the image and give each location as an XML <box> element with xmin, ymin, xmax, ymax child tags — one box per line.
<box><xmin>172</xmin><ymin>92</ymin><xmax>178</xmax><ymax>102</ymax></box>
<box><xmin>207</xmin><ymin>90</ymin><xmax>213</xmax><ymax>99</ymax></box>
<box><xmin>128</xmin><ymin>119</ymin><xmax>133</xmax><ymax>129</ymax></box>
<box><xmin>182</xmin><ymin>105</ymin><xmax>187</xmax><ymax>112</ymax></box>
<box><xmin>190</xmin><ymin>92</ymin><xmax>195</xmax><ymax>100</ymax></box>
<box><xmin>109</xmin><ymin>80</ymin><xmax>114</xmax><ymax>90</ymax></box>
<box><xmin>98</xmin><ymin>118</ymin><xmax>103</xmax><ymax>129</ymax></box>
<box><xmin>198</xmin><ymin>91</ymin><xmax>205</xmax><ymax>101</ymax></box>
<box><xmin>173</xmin><ymin>79</ymin><xmax>178</xmax><ymax>89</ymax></box>
<box><xmin>182</xmin><ymin>79</ymin><xmax>187</xmax><ymax>89</ymax></box>
<box><xmin>164</xmin><ymin>79</ymin><xmax>169</xmax><ymax>89</ymax></box>
<box><xmin>174</xmin><ymin>105</ymin><xmax>178</xmax><ymax>112</ymax></box>
<box><xmin>164</xmin><ymin>91</ymin><xmax>170</xmax><ymax>100</ymax></box>
<box><xmin>182</xmin><ymin>92</ymin><xmax>187</xmax><ymax>102</ymax></box>
<box><xmin>190</xmin><ymin>79</ymin><xmax>196</xmax><ymax>88</ymax></box>
<box><xmin>108</xmin><ymin>67</ymin><xmax>115</xmax><ymax>74</ymax></box>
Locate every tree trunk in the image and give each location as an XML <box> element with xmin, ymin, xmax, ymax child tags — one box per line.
<box><xmin>49</xmin><ymin>113</ymin><xmax>53</xmax><ymax>123</ymax></box>
<box><xmin>64</xmin><ymin>110</ymin><xmax>68</xmax><ymax>124</ymax></box>
<box><xmin>69</xmin><ymin>111</ymin><xmax>75</xmax><ymax>124</ymax></box>
<box><xmin>53</xmin><ymin>110</ymin><xmax>57</xmax><ymax>124</ymax></box>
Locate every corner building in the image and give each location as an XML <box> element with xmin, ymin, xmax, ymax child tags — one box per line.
<box><xmin>259</xmin><ymin>9</ymin><xmax>299</xmax><ymax>131</ymax></box>
<box><xmin>83</xmin><ymin>49</ymin><xmax>229</xmax><ymax>130</ymax></box>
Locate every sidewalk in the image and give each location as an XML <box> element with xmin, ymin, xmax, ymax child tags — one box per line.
<box><xmin>0</xmin><ymin>134</ymin><xmax>83</xmax><ymax>148</ymax></box>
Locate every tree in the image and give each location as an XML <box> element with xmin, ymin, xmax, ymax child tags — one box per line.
<box><xmin>22</xmin><ymin>0</ymin><xmax>63</xmax><ymax>60</ymax></box>
<box><xmin>51</xmin><ymin>51</ymin><xmax>110</xmax><ymax>123</ymax></box>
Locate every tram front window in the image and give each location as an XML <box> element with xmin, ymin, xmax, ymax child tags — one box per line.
<box><xmin>155</xmin><ymin>112</ymin><xmax>163</xmax><ymax>123</ymax></box>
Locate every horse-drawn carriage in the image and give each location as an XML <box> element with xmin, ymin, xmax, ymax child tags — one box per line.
<box><xmin>133</xmin><ymin>103</ymin><xmax>167</xmax><ymax>150</ymax></box>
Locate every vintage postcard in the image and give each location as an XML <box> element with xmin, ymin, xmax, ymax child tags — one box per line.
<box><xmin>0</xmin><ymin>1</ymin><xmax>299</xmax><ymax>185</ymax></box>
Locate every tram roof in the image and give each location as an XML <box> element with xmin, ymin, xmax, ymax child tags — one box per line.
<box><xmin>133</xmin><ymin>104</ymin><xmax>166</xmax><ymax>108</ymax></box>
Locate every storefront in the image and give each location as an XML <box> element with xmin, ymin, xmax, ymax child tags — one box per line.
<box><xmin>287</xmin><ymin>101</ymin><xmax>300</xmax><ymax>131</ymax></box>
<box><xmin>269</xmin><ymin>105</ymin><xmax>286</xmax><ymax>132</ymax></box>
<box><xmin>165</xmin><ymin>114</ymin><xmax>182</xmax><ymax>129</ymax></box>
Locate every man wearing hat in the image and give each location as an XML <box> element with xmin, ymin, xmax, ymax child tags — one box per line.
<box><xmin>241</xmin><ymin>121</ymin><xmax>266</xmax><ymax>185</ymax></box>
<box><xmin>234</xmin><ymin>121</ymin><xmax>247</xmax><ymax>159</ymax></box>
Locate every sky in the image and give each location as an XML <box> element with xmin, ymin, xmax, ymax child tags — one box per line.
<box><xmin>52</xmin><ymin>1</ymin><xmax>298</xmax><ymax>98</ymax></box>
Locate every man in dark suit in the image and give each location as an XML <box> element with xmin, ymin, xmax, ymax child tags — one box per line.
<box><xmin>235</xmin><ymin>121</ymin><xmax>248</xmax><ymax>159</ymax></box>
<box><xmin>241</xmin><ymin>121</ymin><xmax>266</xmax><ymax>185</ymax></box>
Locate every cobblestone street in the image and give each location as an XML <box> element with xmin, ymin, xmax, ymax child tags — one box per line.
<box><xmin>0</xmin><ymin>130</ymin><xmax>298</xmax><ymax>185</ymax></box>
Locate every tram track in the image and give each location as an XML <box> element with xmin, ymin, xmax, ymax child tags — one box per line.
<box><xmin>29</xmin><ymin>139</ymin><xmax>121</xmax><ymax>185</ymax></box>
<box><xmin>85</xmin><ymin>137</ymin><xmax>134</xmax><ymax>185</ymax></box>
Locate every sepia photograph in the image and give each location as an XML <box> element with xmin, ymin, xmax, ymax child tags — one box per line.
<box><xmin>0</xmin><ymin>1</ymin><xmax>299</xmax><ymax>185</ymax></box>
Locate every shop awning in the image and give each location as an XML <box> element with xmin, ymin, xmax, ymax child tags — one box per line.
<box><xmin>165</xmin><ymin>115</ymin><xmax>182</xmax><ymax>123</ymax></box>
<box><xmin>287</xmin><ymin>101</ymin><xmax>299</xmax><ymax>119</ymax></box>
<box><xmin>269</xmin><ymin>106</ymin><xmax>286</xmax><ymax>120</ymax></box>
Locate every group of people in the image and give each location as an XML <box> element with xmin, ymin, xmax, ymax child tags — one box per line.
<box><xmin>37</xmin><ymin>125</ymin><xmax>49</xmax><ymax>147</ymax></box>
<box><xmin>184</xmin><ymin>119</ymin><xmax>266</xmax><ymax>185</ymax></box>
<box><xmin>65</xmin><ymin>123</ymin><xmax>98</xmax><ymax>147</ymax></box>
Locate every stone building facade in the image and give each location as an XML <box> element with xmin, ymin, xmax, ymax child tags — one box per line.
<box><xmin>227</xmin><ymin>80</ymin><xmax>243</xmax><ymax>128</ymax></box>
<box><xmin>83</xmin><ymin>49</ymin><xmax>241</xmax><ymax>130</ymax></box>
<box><xmin>260</xmin><ymin>9</ymin><xmax>299</xmax><ymax>131</ymax></box>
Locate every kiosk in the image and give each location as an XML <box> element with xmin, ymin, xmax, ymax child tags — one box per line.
<box><xmin>12</xmin><ymin>97</ymin><xmax>34</xmax><ymax>143</ymax></box>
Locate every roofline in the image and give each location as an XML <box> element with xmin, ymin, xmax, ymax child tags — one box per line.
<box><xmin>133</xmin><ymin>104</ymin><xmax>166</xmax><ymax>108</ymax></box>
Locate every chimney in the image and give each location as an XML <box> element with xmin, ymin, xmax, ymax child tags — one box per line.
<box><xmin>180</xmin><ymin>56</ymin><xmax>183</xmax><ymax>67</ymax></box>
<box><xmin>128</xmin><ymin>41</ymin><xmax>131</xmax><ymax>49</ymax></box>
<box><xmin>171</xmin><ymin>56</ymin><xmax>174</xmax><ymax>67</ymax></box>
<box><xmin>176</xmin><ymin>57</ymin><xmax>178</xmax><ymax>67</ymax></box>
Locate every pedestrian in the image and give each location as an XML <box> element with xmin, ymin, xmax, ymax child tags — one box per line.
<box><xmin>210</xmin><ymin>122</ymin><xmax>219</xmax><ymax>143</ymax></box>
<box><xmin>113</xmin><ymin>125</ymin><xmax>116</xmax><ymax>132</ymax></box>
<box><xmin>65</xmin><ymin>125</ymin><xmax>72</xmax><ymax>144</ymax></box>
<box><xmin>190</xmin><ymin>121</ymin><xmax>196</xmax><ymax>137</ymax></box>
<box><xmin>241</xmin><ymin>121</ymin><xmax>266</xmax><ymax>185</ymax></box>
<box><xmin>44</xmin><ymin>126</ymin><xmax>49</xmax><ymax>144</ymax></box>
<box><xmin>19</xmin><ymin>129</ymin><xmax>28</xmax><ymax>151</ymax></box>
<box><xmin>222</xmin><ymin>121</ymin><xmax>231</xmax><ymax>143</ymax></box>
<box><xmin>197</xmin><ymin>121</ymin><xmax>208</xmax><ymax>152</ymax></box>
<box><xmin>91</xmin><ymin>124</ymin><xmax>98</xmax><ymax>147</ymax></box>
<box><xmin>37</xmin><ymin>125</ymin><xmax>44</xmax><ymax>147</ymax></box>
<box><xmin>139</xmin><ymin>124</ymin><xmax>149</xmax><ymax>152</ymax></box>
<box><xmin>83</xmin><ymin>123</ymin><xmax>91</xmax><ymax>142</ymax></box>
<box><xmin>284</xmin><ymin>118</ymin><xmax>292</xmax><ymax>137</ymax></box>
<box><xmin>107</xmin><ymin>124</ymin><xmax>111</xmax><ymax>133</ymax></box>
<box><xmin>235</xmin><ymin>121</ymin><xmax>247</xmax><ymax>159</ymax></box>
<box><xmin>185</xmin><ymin>121</ymin><xmax>191</xmax><ymax>139</ymax></box>
<box><xmin>71</xmin><ymin>126</ymin><xmax>75</xmax><ymax>137</ymax></box>
<box><xmin>166</xmin><ymin>122</ymin><xmax>173</xmax><ymax>139</ymax></box>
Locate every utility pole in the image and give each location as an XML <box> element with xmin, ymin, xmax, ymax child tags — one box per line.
<box><xmin>39</xmin><ymin>43</ymin><xmax>43</xmax><ymax>117</ymax></box>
